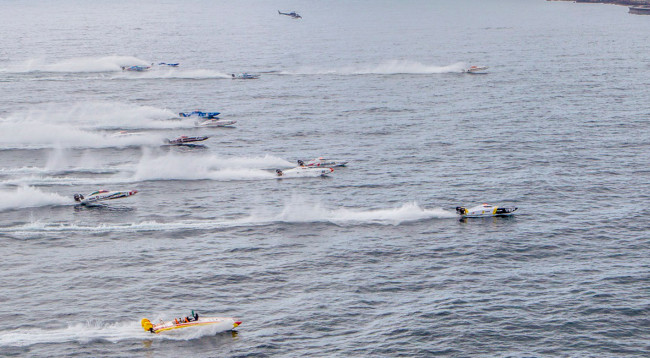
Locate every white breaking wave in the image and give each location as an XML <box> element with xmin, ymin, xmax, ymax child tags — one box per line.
<box><xmin>284</xmin><ymin>60</ymin><xmax>467</xmax><ymax>75</ymax></box>
<box><xmin>0</xmin><ymin>56</ymin><xmax>150</xmax><ymax>73</ymax></box>
<box><xmin>0</xmin><ymin>319</ymin><xmax>224</xmax><ymax>347</ymax></box>
<box><xmin>0</xmin><ymin>186</ymin><xmax>71</xmax><ymax>212</ymax></box>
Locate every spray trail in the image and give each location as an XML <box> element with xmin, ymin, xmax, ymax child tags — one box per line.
<box><xmin>0</xmin><ymin>186</ymin><xmax>71</xmax><ymax>212</ymax></box>
<box><xmin>132</xmin><ymin>151</ymin><xmax>294</xmax><ymax>182</ymax></box>
<box><xmin>3</xmin><ymin>200</ymin><xmax>457</xmax><ymax>234</ymax></box>
<box><xmin>0</xmin><ymin>102</ymin><xmax>193</xmax><ymax>149</ymax></box>
<box><xmin>112</xmin><ymin>68</ymin><xmax>230</xmax><ymax>80</ymax></box>
<box><xmin>0</xmin><ymin>319</ymin><xmax>224</xmax><ymax>347</ymax></box>
<box><xmin>0</xmin><ymin>152</ymin><xmax>296</xmax><ymax>186</ymax></box>
<box><xmin>0</xmin><ymin>56</ymin><xmax>150</xmax><ymax>73</ymax></box>
<box><xmin>283</xmin><ymin>60</ymin><xmax>467</xmax><ymax>75</ymax></box>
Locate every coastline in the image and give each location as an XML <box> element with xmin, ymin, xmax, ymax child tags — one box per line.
<box><xmin>548</xmin><ymin>0</ymin><xmax>650</xmax><ymax>14</ymax></box>
<box><xmin>548</xmin><ymin>0</ymin><xmax>650</xmax><ymax>6</ymax></box>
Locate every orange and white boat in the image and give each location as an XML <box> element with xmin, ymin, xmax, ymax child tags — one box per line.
<box><xmin>465</xmin><ymin>65</ymin><xmax>489</xmax><ymax>73</ymax></box>
<box><xmin>141</xmin><ymin>311</ymin><xmax>241</xmax><ymax>335</ymax></box>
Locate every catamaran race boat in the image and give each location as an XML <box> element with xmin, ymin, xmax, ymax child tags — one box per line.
<box><xmin>464</xmin><ymin>66</ymin><xmax>488</xmax><ymax>73</ymax></box>
<box><xmin>275</xmin><ymin>167</ymin><xmax>333</xmax><ymax>178</ymax></box>
<box><xmin>456</xmin><ymin>203</ymin><xmax>517</xmax><ymax>218</ymax></box>
<box><xmin>195</xmin><ymin>118</ymin><xmax>236</xmax><ymax>127</ymax></box>
<box><xmin>73</xmin><ymin>190</ymin><xmax>138</xmax><ymax>205</ymax></box>
<box><xmin>278</xmin><ymin>10</ymin><xmax>302</xmax><ymax>19</ymax></box>
<box><xmin>166</xmin><ymin>135</ymin><xmax>209</xmax><ymax>145</ymax></box>
<box><xmin>298</xmin><ymin>158</ymin><xmax>348</xmax><ymax>168</ymax></box>
<box><xmin>121</xmin><ymin>65</ymin><xmax>151</xmax><ymax>72</ymax></box>
<box><xmin>158</xmin><ymin>62</ymin><xmax>179</xmax><ymax>67</ymax></box>
<box><xmin>141</xmin><ymin>312</ymin><xmax>241</xmax><ymax>335</ymax></box>
<box><xmin>231</xmin><ymin>73</ymin><xmax>260</xmax><ymax>79</ymax></box>
<box><xmin>179</xmin><ymin>110</ymin><xmax>221</xmax><ymax>119</ymax></box>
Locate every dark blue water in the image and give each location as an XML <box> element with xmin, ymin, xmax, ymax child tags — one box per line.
<box><xmin>1</xmin><ymin>0</ymin><xmax>649</xmax><ymax>356</ymax></box>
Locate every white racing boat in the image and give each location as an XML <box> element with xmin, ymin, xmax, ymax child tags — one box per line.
<box><xmin>141</xmin><ymin>311</ymin><xmax>241</xmax><ymax>335</ymax></box>
<box><xmin>196</xmin><ymin>118</ymin><xmax>237</xmax><ymax>127</ymax></box>
<box><xmin>298</xmin><ymin>158</ymin><xmax>348</xmax><ymax>168</ymax></box>
<box><xmin>464</xmin><ymin>65</ymin><xmax>488</xmax><ymax>73</ymax></box>
<box><xmin>166</xmin><ymin>135</ymin><xmax>209</xmax><ymax>145</ymax></box>
<box><xmin>456</xmin><ymin>203</ymin><xmax>517</xmax><ymax>218</ymax></box>
<box><xmin>275</xmin><ymin>167</ymin><xmax>333</xmax><ymax>178</ymax></box>
<box><xmin>73</xmin><ymin>189</ymin><xmax>138</xmax><ymax>205</ymax></box>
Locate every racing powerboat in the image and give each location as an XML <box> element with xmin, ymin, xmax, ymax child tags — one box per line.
<box><xmin>179</xmin><ymin>110</ymin><xmax>221</xmax><ymax>119</ymax></box>
<box><xmin>166</xmin><ymin>135</ymin><xmax>209</xmax><ymax>145</ymax></box>
<box><xmin>141</xmin><ymin>311</ymin><xmax>241</xmax><ymax>335</ymax></box>
<box><xmin>299</xmin><ymin>158</ymin><xmax>348</xmax><ymax>168</ymax></box>
<box><xmin>464</xmin><ymin>66</ymin><xmax>488</xmax><ymax>74</ymax></box>
<box><xmin>275</xmin><ymin>167</ymin><xmax>333</xmax><ymax>178</ymax></box>
<box><xmin>456</xmin><ymin>203</ymin><xmax>517</xmax><ymax>218</ymax></box>
<box><xmin>73</xmin><ymin>189</ymin><xmax>138</xmax><ymax>205</ymax></box>
<box><xmin>231</xmin><ymin>73</ymin><xmax>260</xmax><ymax>79</ymax></box>
<box><xmin>121</xmin><ymin>65</ymin><xmax>151</xmax><ymax>72</ymax></box>
<box><xmin>196</xmin><ymin>118</ymin><xmax>236</xmax><ymax>127</ymax></box>
<box><xmin>278</xmin><ymin>10</ymin><xmax>302</xmax><ymax>19</ymax></box>
<box><xmin>158</xmin><ymin>62</ymin><xmax>179</xmax><ymax>67</ymax></box>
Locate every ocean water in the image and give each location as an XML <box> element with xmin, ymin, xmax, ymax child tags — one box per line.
<box><xmin>1</xmin><ymin>0</ymin><xmax>649</xmax><ymax>356</ymax></box>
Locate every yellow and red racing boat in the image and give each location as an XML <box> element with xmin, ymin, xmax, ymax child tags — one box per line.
<box><xmin>141</xmin><ymin>311</ymin><xmax>241</xmax><ymax>335</ymax></box>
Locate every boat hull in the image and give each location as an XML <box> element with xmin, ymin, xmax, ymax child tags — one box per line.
<box><xmin>232</xmin><ymin>73</ymin><xmax>260</xmax><ymax>79</ymax></box>
<box><xmin>179</xmin><ymin>111</ymin><xmax>220</xmax><ymax>119</ymax></box>
<box><xmin>142</xmin><ymin>317</ymin><xmax>241</xmax><ymax>335</ymax></box>
<box><xmin>457</xmin><ymin>204</ymin><xmax>517</xmax><ymax>218</ymax></box>
<box><xmin>196</xmin><ymin>119</ymin><xmax>236</xmax><ymax>127</ymax></box>
<box><xmin>304</xmin><ymin>158</ymin><xmax>348</xmax><ymax>167</ymax></box>
<box><xmin>75</xmin><ymin>190</ymin><xmax>137</xmax><ymax>205</ymax></box>
<box><xmin>277</xmin><ymin>167</ymin><xmax>333</xmax><ymax>178</ymax></box>
<box><xmin>167</xmin><ymin>136</ymin><xmax>209</xmax><ymax>145</ymax></box>
<box><xmin>465</xmin><ymin>66</ymin><xmax>488</xmax><ymax>73</ymax></box>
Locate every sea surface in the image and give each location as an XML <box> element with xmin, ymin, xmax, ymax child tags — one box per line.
<box><xmin>0</xmin><ymin>0</ymin><xmax>648</xmax><ymax>356</ymax></box>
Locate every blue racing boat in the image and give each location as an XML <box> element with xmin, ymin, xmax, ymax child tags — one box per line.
<box><xmin>178</xmin><ymin>110</ymin><xmax>221</xmax><ymax>119</ymax></box>
<box><xmin>121</xmin><ymin>65</ymin><xmax>151</xmax><ymax>72</ymax></box>
<box><xmin>231</xmin><ymin>73</ymin><xmax>260</xmax><ymax>79</ymax></box>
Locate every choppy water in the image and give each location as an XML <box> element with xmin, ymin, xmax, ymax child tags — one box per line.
<box><xmin>1</xmin><ymin>0</ymin><xmax>649</xmax><ymax>356</ymax></box>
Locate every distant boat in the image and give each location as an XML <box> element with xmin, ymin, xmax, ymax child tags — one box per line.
<box><xmin>231</xmin><ymin>73</ymin><xmax>260</xmax><ymax>79</ymax></box>
<box><xmin>629</xmin><ymin>6</ymin><xmax>650</xmax><ymax>15</ymax></box>
<box><xmin>278</xmin><ymin>10</ymin><xmax>302</xmax><ymax>19</ymax></box>
<box><xmin>195</xmin><ymin>118</ymin><xmax>236</xmax><ymax>127</ymax></box>
<box><xmin>166</xmin><ymin>135</ymin><xmax>209</xmax><ymax>145</ymax></box>
<box><xmin>121</xmin><ymin>65</ymin><xmax>151</xmax><ymax>72</ymax></box>
<box><xmin>179</xmin><ymin>110</ymin><xmax>220</xmax><ymax>119</ymax></box>
<box><xmin>464</xmin><ymin>65</ymin><xmax>488</xmax><ymax>74</ymax></box>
